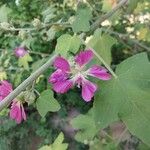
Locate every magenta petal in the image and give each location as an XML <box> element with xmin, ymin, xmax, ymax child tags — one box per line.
<box><xmin>53</xmin><ymin>56</ymin><xmax>70</xmax><ymax>72</ymax></box>
<box><xmin>10</xmin><ymin>102</ymin><xmax>18</xmax><ymax>119</ymax></box>
<box><xmin>10</xmin><ymin>101</ymin><xmax>23</xmax><ymax>124</ymax></box>
<box><xmin>13</xmin><ymin>101</ymin><xmax>22</xmax><ymax>124</ymax></box>
<box><xmin>14</xmin><ymin>47</ymin><xmax>27</xmax><ymax>58</ymax></box>
<box><xmin>81</xmin><ymin>80</ymin><xmax>97</xmax><ymax>102</ymax></box>
<box><xmin>88</xmin><ymin>65</ymin><xmax>111</xmax><ymax>80</ymax></box>
<box><xmin>1</xmin><ymin>80</ymin><xmax>13</xmax><ymax>91</ymax></box>
<box><xmin>16</xmin><ymin>108</ymin><xmax>22</xmax><ymax>124</ymax></box>
<box><xmin>75</xmin><ymin>49</ymin><xmax>94</xmax><ymax>66</ymax></box>
<box><xmin>48</xmin><ymin>69</ymin><xmax>68</xmax><ymax>83</ymax></box>
<box><xmin>21</xmin><ymin>104</ymin><xmax>26</xmax><ymax>121</ymax></box>
<box><xmin>0</xmin><ymin>80</ymin><xmax>13</xmax><ymax>101</ymax></box>
<box><xmin>53</xmin><ymin>80</ymin><xmax>73</xmax><ymax>93</ymax></box>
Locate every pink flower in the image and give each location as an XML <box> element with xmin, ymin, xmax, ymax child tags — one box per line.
<box><xmin>0</xmin><ymin>80</ymin><xmax>26</xmax><ymax>124</ymax></box>
<box><xmin>0</xmin><ymin>80</ymin><xmax>13</xmax><ymax>101</ymax></box>
<box><xmin>14</xmin><ymin>47</ymin><xmax>28</xmax><ymax>58</ymax></box>
<box><xmin>49</xmin><ymin>49</ymin><xmax>111</xmax><ymax>102</ymax></box>
<box><xmin>10</xmin><ymin>100</ymin><xmax>26</xmax><ymax>124</ymax></box>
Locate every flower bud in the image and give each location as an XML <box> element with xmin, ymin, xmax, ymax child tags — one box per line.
<box><xmin>0</xmin><ymin>22</ymin><xmax>11</xmax><ymax>30</ymax></box>
<box><xmin>32</xmin><ymin>18</ymin><xmax>41</xmax><ymax>28</ymax></box>
<box><xmin>14</xmin><ymin>47</ymin><xmax>28</xmax><ymax>58</ymax></box>
<box><xmin>18</xmin><ymin>30</ymin><xmax>27</xmax><ymax>40</ymax></box>
<box><xmin>83</xmin><ymin>139</ymin><xmax>88</xmax><ymax>145</ymax></box>
<box><xmin>24</xmin><ymin>91</ymin><xmax>36</xmax><ymax>105</ymax></box>
<box><xmin>0</xmin><ymin>71</ymin><xmax>7</xmax><ymax>81</ymax></box>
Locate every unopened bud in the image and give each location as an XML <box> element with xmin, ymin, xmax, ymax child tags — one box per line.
<box><xmin>0</xmin><ymin>71</ymin><xmax>7</xmax><ymax>81</ymax></box>
<box><xmin>18</xmin><ymin>30</ymin><xmax>27</xmax><ymax>40</ymax></box>
<box><xmin>32</xmin><ymin>18</ymin><xmax>41</xmax><ymax>28</ymax></box>
<box><xmin>14</xmin><ymin>47</ymin><xmax>28</xmax><ymax>58</ymax></box>
<box><xmin>24</xmin><ymin>91</ymin><xmax>36</xmax><ymax>105</ymax></box>
<box><xmin>0</xmin><ymin>22</ymin><xmax>11</xmax><ymax>30</ymax></box>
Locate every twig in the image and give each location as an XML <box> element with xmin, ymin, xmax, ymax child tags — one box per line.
<box><xmin>29</xmin><ymin>51</ymin><xmax>50</xmax><ymax>57</ymax></box>
<box><xmin>101</xmin><ymin>130</ymin><xmax>114</xmax><ymax>141</ymax></box>
<box><xmin>131</xmin><ymin>39</ymin><xmax>150</xmax><ymax>52</ymax></box>
<box><xmin>86</xmin><ymin>0</ymin><xmax>99</xmax><ymax>16</ymax></box>
<box><xmin>0</xmin><ymin>54</ymin><xmax>57</xmax><ymax>111</ymax></box>
<box><xmin>116</xmin><ymin>128</ymin><xmax>128</xmax><ymax>146</ymax></box>
<box><xmin>101</xmin><ymin>28</ymin><xmax>150</xmax><ymax>52</ymax></box>
<box><xmin>90</xmin><ymin>0</ymin><xmax>128</xmax><ymax>31</ymax></box>
<box><xmin>0</xmin><ymin>22</ymin><xmax>70</xmax><ymax>32</ymax></box>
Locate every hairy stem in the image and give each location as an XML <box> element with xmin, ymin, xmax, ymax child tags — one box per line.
<box><xmin>0</xmin><ymin>54</ymin><xmax>57</xmax><ymax>111</ymax></box>
<box><xmin>102</xmin><ymin>28</ymin><xmax>150</xmax><ymax>52</ymax></box>
<box><xmin>80</xmin><ymin>35</ymin><xmax>118</xmax><ymax>79</ymax></box>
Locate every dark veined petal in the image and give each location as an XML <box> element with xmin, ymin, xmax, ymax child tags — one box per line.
<box><xmin>48</xmin><ymin>69</ymin><xmax>68</xmax><ymax>83</ymax></box>
<box><xmin>52</xmin><ymin>80</ymin><xmax>73</xmax><ymax>93</ymax></box>
<box><xmin>75</xmin><ymin>49</ymin><xmax>94</xmax><ymax>67</ymax></box>
<box><xmin>53</xmin><ymin>56</ymin><xmax>70</xmax><ymax>72</ymax></box>
<box><xmin>88</xmin><ymin>65</ymin><xmax>111</xmax><ymax>80</ymax></box>
<box><xmin>81</xmin><ymin>79</ymin><xmax>97</xmax><ymax>102</ymax></box>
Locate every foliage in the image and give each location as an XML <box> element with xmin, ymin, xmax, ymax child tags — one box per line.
<box><xmin>36</xmin><ymin>90</ymin><xmax>60</xmax><ymax>117</ymax></box>
<box><xmin>55</xmin><ymin>34</ymin><xmax>81</xmax><ymax>56</ymax></box>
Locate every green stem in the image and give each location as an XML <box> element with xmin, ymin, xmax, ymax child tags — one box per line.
<box><xmin>79</xmin><ymin>35</ymin><xmax>118</xmax><ymax>79</ymax></box>
<box><xmin>90</xmin><ymin>0</ymin><xmax>128</xmax><ymax>31</ymax></box>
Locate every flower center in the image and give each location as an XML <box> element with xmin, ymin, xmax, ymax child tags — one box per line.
<box><xmin>70</xmin><ymin>64</ymin><xmax>88</xmax><ymax>87</ymax></box>
<box><xmin>71</xmin><ymin>64</ymin><xmax>84</xmax><ymax>76</ymax></box>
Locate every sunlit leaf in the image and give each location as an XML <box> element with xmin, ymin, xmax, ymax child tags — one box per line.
<box><xmin>39</xmin><ymin>132</ymin><xmax>68</xmax><ymax>150</ymax></box>
<box><xmin>18</xmin><ymin>54</ymin><xmax>33</xmax><ymax>71</ymax></box>
<box><xmin>72</xmin><ymin>3</ymin><xmax>92</xmax><ymax>33</ymax></box>
<box><xmin>88</xmin><ymin>29</ymin><xmax>117</xmax><ymax>65</ymax></box>
<box><xmin>55</xmin><ymin>34</ymin><xmax>81</xmax><ymax>56</ymax></box>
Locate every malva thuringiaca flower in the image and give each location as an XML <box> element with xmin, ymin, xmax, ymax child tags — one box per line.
<box><xmin>14</xmin><ymin>47</ymin><xmax>28</xmax><ymax>58</ymax></box>
<box><xmin>10</xmin><ymin>100</ymin><xmax>26</xmax><ymax>124</ymax></box>
<box><xmin>14</xmin><ymin>47</ymin><xmax>32</xmax><ymax>70</ymax></box>
<box><xmin>0</xmin><ymin>80</ymin><xmax>26</xmax><ymax>124</ymax></box>
<box><xmin>48</xmin><ymin>49</ymin><xmax>111</xmax><ymax>102</ymax></box>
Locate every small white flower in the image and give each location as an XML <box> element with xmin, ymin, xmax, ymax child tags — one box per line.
<box><xmin>129</xmin><ymin>35</ymin><xmax>135</xmax><ymax>39</ymax></box>
<box><xmin>143</xmin><ymin>13</ymin><xmax>150</xmax><ymax>20</ymax></box>
<box><xmin>123</xmin><ymin>20</ymin><xmax>127</xmax><ymax>24</ymax></box>
<box><xmin>15</xmin><ymin>0</ymin><xmax>20</xmax><ymax>6</ymax></box>
<box><xmin>138</xmin><ymin>15</ymin><xmax>145</xmax><ymax>24</ymax></box>
<box><xmin>145</xmin><ymin>2</ymin><xmax>149</xmax><ymax>6</ymax></box>
<box><xmin>136</xmin><ymin>31</ymin><xmax>140</xmax><ymax>36</ymax></box>
<box><xmin>129</xmin><ymin>18</ymin><xmax>134</xmax><ymax>24</ymax></box>
<box><xmin>115</xmin><ymin>20</ymin><xmax>119</xmax><ymax>25</ymax></box>
<box><xmin>126</xmin><ymin>27</ymin><xmax>134</xmax><ymax>33</ymax></box>
<box><xmin>101</xmin><ymin>20</ymin><xmax>111</xmax><ymax>26</ymax></box>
